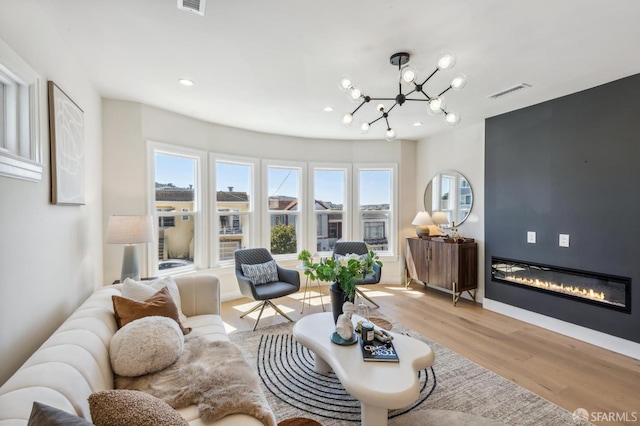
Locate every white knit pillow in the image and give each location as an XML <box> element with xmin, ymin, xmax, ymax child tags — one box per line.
<box><xmin>241</xmin><ymin>260</ymin><xmax>278</xmax><ymax>285</ymax></box>
<box><xmin>110</xmin><ymin>316</ymin><xmax>184</xmax><ymax>377</ymax></box>
<box><xmin>122</xmin><ymin>277</ymin><xmax>188</xmax><ymax>323</ymax></box>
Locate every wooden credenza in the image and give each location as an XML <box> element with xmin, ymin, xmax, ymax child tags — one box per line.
<box><xmin>405</xmin><ymin>237</ymin><xmax>478</xmax><ymax>305</ymax></box>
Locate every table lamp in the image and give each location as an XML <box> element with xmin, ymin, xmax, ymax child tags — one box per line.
<box><xmin>106</xmin><ymin>215</ymin><xmax>154</xmax><ymax>281</ymax></box>
<box><xmin>431</xmin><ymin>211</ymin><xmax>449</xmax><ymax>233</ymax></box>
<box><xmin>411</xmin><ymin>211</ymin><xmax>434</xmax><ymax>238</ymax></box>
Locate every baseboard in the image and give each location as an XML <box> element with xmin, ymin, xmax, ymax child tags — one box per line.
<box><xmin>483</xmin><ymin>298</ymin><xmax>640</xmax><ymax>360</ymax></box>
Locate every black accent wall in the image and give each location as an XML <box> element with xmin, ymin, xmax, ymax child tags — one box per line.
<box><xmin>485</xmin><ymin>73</ymin><xmax>640</xmax><ymax>343</ymax></box>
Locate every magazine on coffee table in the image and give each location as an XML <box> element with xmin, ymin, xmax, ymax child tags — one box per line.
<box><xmin>359</xmin><ymin>337</ymin><xmax>399</xmax><ymax>362</ymax></box>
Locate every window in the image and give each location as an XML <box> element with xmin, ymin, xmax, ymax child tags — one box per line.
<box><xmin>266</xmin><ymin>164</ymin><xmax>302</xmax><ymax>255</ymax></box>
<box><xmin>214</xmin><ymin>159</ymin><xmax>254</xmax><ymax>264</ymax></box>
<box><xmin>313</xmin><ymin>168</ymin><xmax>347</xmax><ymax>254</ymax></box>
<box><xmin>150</xmin><ymin>144</ymin><xmax>205</xmax><ymax>275</ymax></box>
<box><xmin>357</xmin><ymin>167</ymin><xmax>394</xmax><ymax>253</ymax></box>
<box><xmin>0</xmin><ymin>40</ymin><xmax>42</xmax><ymax>181</ymax></box>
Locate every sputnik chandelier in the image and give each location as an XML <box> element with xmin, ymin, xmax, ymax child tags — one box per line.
<box><xmin>339</xmin><ymin>51</ymin><xmax>467</xmax><ymax>140</ymax></box>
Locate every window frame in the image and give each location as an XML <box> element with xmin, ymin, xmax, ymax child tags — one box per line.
<box><xmin>210</xmin><ymin>154</ymin><xmax>259</xmax><ymax>267</ymax></box>
<box><xmin>263</xmin><ymin>159</ymin><xmax>305</xmax><ymax>260</ymax></box>
<box><xmin>308</xmin><ymin>163</ymin><xmax>351</xmax><ymax>256</ymax></box>
<box><xmin>353</xmin><ymin>164</ymin><xmax>397</xmax><ymax>257</ymax></box>
<box><xmin>147</xmin><ymin>141</ymin><xmax>207</xmax><ymax>276</ymax></box>
<box><xmin>0</xmin><ymin>39</ymin><xmax>42</xmax><ymax>182</ymax></box>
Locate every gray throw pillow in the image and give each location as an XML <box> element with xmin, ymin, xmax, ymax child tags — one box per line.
<box><xmin>241</xmin><ymin>260</ymin><xmax>279</xmax><ymax>285</ymax></box>
<box><xmin>28</xmin><ymin>402</ymin><xmax>93</xmax><ymax>426</ymax></box>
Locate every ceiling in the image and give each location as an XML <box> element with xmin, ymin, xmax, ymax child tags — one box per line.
<box><xmin>34</xmin><ymin>0</ymin><xmax>640</xmax><ymax>141</ymax></box>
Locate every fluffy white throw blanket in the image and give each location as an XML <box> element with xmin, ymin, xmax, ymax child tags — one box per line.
<box><xmin>116</xmin><ymin>334</ymin><xmax>276</xmax><ymax>426</ymax></box>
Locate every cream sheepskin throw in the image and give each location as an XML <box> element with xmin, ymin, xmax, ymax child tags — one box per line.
<box><xmin>110</xmin><ymin>316</ymin><xmax>184</xmax><ymax>377</ymax></box>
<box><xmin>115</xmin><ymin>334</ymin><xmax>276</xmax><ymax>426</ymax></box>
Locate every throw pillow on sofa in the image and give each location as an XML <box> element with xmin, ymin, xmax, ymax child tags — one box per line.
<box><xmin>112</xmin><ymin>287</ymin><xmax>191</xmax><ymax>335</ymax></box>
<box><xmin>110</xmin><ymin>316</ymin><xmax>184</xmax><ymax>377</ymax></box>
<box><xmin>88</xmin><ymin>389</ymin><xmax>188</xmax><ymax>426</ymax></box>
<box><xmin>28</xmin><ymin>401</ymin><xmax>93</xmax><ymax>426</ymax></box>
<box><xmin>122</xmin><ymin>277</ymin><xmax>188</xmax><ymax>323</ymax></box>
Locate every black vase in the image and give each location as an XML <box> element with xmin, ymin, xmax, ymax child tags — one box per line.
<box><xmin>329</xmin><ymin>282</ymin><xmax>353</xmax><ymax>324</ymax></box>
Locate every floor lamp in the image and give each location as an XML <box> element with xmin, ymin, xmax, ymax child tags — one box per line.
<box><xmin>106</xmin><ymin>215</ymin><xmax>154</xmax><ymax>282</ymax></box>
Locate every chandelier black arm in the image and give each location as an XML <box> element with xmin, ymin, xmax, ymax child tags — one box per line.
<box><xmin>366</xmin><ymin>97</ymin><xmax>398</xmax><ymax>101</ymax></box>
<box><xmin>403</xmin><ymin>98</ymin><xmax>429</xmax><ymax>102</ymax></box>
<box><xmin>349</xmin><ymin>100</ymin><xmax>368</xmax><ymax>115</ymax></box>
<box><xmin>384</xmin><ymin>115</ymin><xmax>392</xmax><ymax>130</ymax></box>
<box><xmin>419</xmin><ymin>89</ymin><xmax>433</xmax><ymax>101</ymax></box>
<box><xmin>368</xmin><ymin>115</ymin><xmax>386</xmax><ymax>126</ymax></box>
<box><xmin>438</xmin><ymin>86</ymin><xmax>453</xmax><ymax>97</ymax></box>
<box><xmin>420</xmin><ymin>68</ymin><xmax>439</xmax><ymax>86</ymax></box>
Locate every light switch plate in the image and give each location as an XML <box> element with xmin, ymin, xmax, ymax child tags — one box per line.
<box><xmin>559</xmin><ymin>234</ymin><xmax>570</xmax><ymax>247</ymax></box>
<box><xmin>527</xmin><ymin>231</ymin><xmax>536</xmax><ymax>244</ymax></box>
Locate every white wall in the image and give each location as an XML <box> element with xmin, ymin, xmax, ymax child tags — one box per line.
<box><xmin>103</xmin><ymin>100</ymin><xmax>417</xmax><ymax>299</ymax></box>
<box><xmin>415</xmin><ymin>122</ymin><xmax>486</xmax><ymax>299</ymax></box>
<box><xmin>0</xmin><ymin>1</ymin><xmax>103</xmax><ymax>384</ymax></box>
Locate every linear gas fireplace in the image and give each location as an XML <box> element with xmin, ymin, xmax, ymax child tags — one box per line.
<box><xmin>491</xmin><ymin>257</ymin><xmax>631</xmax><ymax>313</ymax></box>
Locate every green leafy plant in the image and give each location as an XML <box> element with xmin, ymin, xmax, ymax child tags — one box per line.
<box><xmin>271</xmin><ymin>224</ymin><xmax>297</xmax><ymax>254</ymax></box>
<box><xmin>297</xmin><ymin>247</ymin><xmax>382</xmax><ymax>301</ymax></box>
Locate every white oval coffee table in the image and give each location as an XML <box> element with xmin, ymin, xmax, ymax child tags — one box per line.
<box><xmin>293</xmin><ymin>312</ymin><xmax>435</xmax><ymax>426</ymax></box>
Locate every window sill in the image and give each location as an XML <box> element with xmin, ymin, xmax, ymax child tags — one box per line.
<box><xmin>0</xmin><ymin>152</ymin><xmax>43</xmax><ymax>182</ymax></box>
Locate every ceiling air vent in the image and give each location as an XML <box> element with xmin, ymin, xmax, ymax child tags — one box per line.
<box><xmin>177</xmin><ymin>0</ymin><xmax>206</xmax><ymax>16</ymax></box>
<box><xmin>488</xmin><ymin>83</ymin><xmax>531</xmax><ymax>99</ymax></box>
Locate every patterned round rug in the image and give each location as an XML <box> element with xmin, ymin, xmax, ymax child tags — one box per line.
<box><xmin>368</xmin><ymin>317</ymin><xmax>392</xmax><ymax>330</ymax></box>
<box><xmin>256</xmin><ymin>334</ymin><xmax>436</xmax><ymax>422</ymax></box>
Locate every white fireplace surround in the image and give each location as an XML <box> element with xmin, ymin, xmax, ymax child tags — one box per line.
<box><xmin>483</xmin><ymin>298</ymin><xmax>640</xmax><ymax>360</ymax></box>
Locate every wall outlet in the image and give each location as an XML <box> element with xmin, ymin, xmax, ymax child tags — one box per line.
<box><xmin>527</xmin><ymin>231</ymin><xmax>536</xmax><ymax>244</ymax></box>
<box><xmin>559</xmin><ymin>234</ymin><xmax>570</xmax><ymax>247</ymax></box>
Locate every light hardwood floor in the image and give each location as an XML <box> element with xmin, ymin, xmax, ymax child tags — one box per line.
<box><xmin>221</xmin><ymin>282</ymin><xmax>640</xmax><ymax>426</ymax></box>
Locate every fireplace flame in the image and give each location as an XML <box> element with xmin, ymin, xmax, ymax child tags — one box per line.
<box><xmin>504</xmin><ymin>275</ymin><xmax>606</xmax><ymax>301</ymax></box>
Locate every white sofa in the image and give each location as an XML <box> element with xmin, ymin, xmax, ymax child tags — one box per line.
<box><xmin>0</xmin><ymin>275</ymin><xmax>267</xmax><ymax>425</ymax></box>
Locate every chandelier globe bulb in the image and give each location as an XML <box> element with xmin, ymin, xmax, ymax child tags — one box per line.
<box><xmin>342</xmin><ymin>113</ymin><xmax>353</xmax><ymax>126</ymax></box>
<box><xmin>436</xmin><ymin>52</ymin><xmax>457</xmax><ymax>70</ymax></box>
<box><xmin>451</xmin><ymin>74</ymin><xmax>467</xmax><ymax>90</ymax></box>
<box><xmin>376</xmin><ymin>103</ymin><xmax>385</xmax><ymax>112</ymax></box>
<box><xmin>428</xmin><ymin>97</ymin><xmax>446</xmax><ymax>115</ymax></box>
<box><xmin>338</xmin><ymin>75</ymin><xmax>353</xmax><ymax>91</ymax></box>
<box><xmin>445</xmin><ymin>112</ymin><xmax>461</xmax><ymax>126</ymax></box>
<box><xmin>400</xmin><ymin>65</ymin><xmax>418</xmax><ymax>85</ymax></box>
<box><xmin>360</xmin><ymin>122</ymin><xmax>370</xmax><ymax>134</ymax></box>
<box><xmin>348</xmin><ymin>86</ymin><xmax>363</xmax><ymax>102</ymax></box>
<box><xmin>385</xmin><ymin>128</ymin><xmax>397</xmax><ymax>141</ymax></box>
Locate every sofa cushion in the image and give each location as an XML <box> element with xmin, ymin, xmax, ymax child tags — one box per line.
<box><xmin>122</xmin><ymin>277</ymin><xmax>188</xmax><ymax>323</ymax></box>
<box><xmin>28</xmin><ymin>401</ymin><xmax>93</xmax><ymax>426</ymax></box>
<box><xmin>112</xmin><ymin>287</ymin><xmax>191</xmax><ymax>335</ymax></box>
<box><xmin>241</xmin><ymin>260</ymin><xmax>278</xmax><ymax>285</ymax></box>
<box><xmin>110</xmin><ymin>316</ymin><xmax>184</xmax><ymax>377</ymax></box>
<box><xmin>88</xmin><ymin>389</ymin><xmax>188</xmax><ymax>426</ymax></box>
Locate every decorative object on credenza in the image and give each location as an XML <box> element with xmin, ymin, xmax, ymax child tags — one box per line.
<box><xmin>339</xmin><ymin>51</ymin><xmax>467</xmax><ymax>140</ymax></box>
<box><xmin>411</xmin><ymin>211</ymin><xmax>434</xmax><ymax>238</ymax></box>
<box><xmin>48</xmin><ymin>81</ymin><xmax>85</xmax><ymax>205</ymax></box>
<box><xmin>106</xmin><ymin>215</ymin><xmax>154</xmax><ymax>282</ymax></box>
<box><xmin>431</xmin><ymin>211</ymin><xmax>449</xmax><ymax>233</ymax></box>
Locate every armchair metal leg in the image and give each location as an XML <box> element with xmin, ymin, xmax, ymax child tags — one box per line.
<box><xmin>240</xmin><ymin>300</ymin><xmax>294</xmax><ymax>331</ymax></box>
<box><xmin>355</xmin><ymin>287</ymin><xmax>379</xmax><ymax>308</ymax></box>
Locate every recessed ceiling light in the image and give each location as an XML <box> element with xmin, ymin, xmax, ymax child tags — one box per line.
<box><xmin>179</xmin><ymin>79</ymin><xmax>194</xmax><ymax>86</ymax></box>
<box><xmin>413</xmin><ymin>122</ymin><xmax>423</xmax><ymax>127</ymax></box>
<box><xmin>323</xmin><ymin>106</ymin><xmax>334</xmax><ymax>112</ymax></box>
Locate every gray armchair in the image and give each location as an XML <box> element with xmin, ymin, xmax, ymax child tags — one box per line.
<box><xmin>234</xmin><ymin>248</ymin><xmax>300</xmax><ymax>331</ymax></box>
<box><xmin>333</xmin><ymin>241</ymin><xmax>382</xmax><ymax>308</ymax></box>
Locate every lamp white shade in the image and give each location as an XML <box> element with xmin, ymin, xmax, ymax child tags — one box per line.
<box><xmin>106</xmin><ymin>215</ymin><xmax>154</xmax><ymax>282</ymax></box>
<box><xmin>411</xmin><ymin>211</ymin><xmax>434</xmax><ymax>226</ymax></box>
<box><xmin>431</xmin><ymin>211</ymin><xmax>449</xmax><ymax>225</ymax></box>
<box><xmin>106</xmin><ymin>215</ymin><xmax>154</xmax><ymax>244</ymax></box>
<box><xmin>412</xmin><ymin>211</ymin><xmax>434</xmax><ymax>238</ymax></box>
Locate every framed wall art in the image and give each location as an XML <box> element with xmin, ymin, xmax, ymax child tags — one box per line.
<box><xmin>48</xmin><ymin>80</ymin><xmax>85</xmax><ymax>205</ymax></box>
